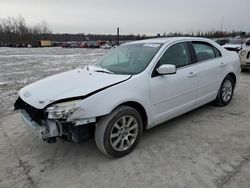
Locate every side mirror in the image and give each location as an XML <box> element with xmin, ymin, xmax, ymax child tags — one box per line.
<box><xmin>157</xmin><ymin>64</ymin><xmax>176</xmax><ymax>75</ymax></box>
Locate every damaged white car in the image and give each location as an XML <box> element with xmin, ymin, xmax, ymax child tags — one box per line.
<box><xmin>15</xmin><ymin>37</ymin><xmax>240</xmax><ymax>158</ymax></box>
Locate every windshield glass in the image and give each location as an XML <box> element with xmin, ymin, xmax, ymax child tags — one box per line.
<box><xmin>245</xmin><ymin>40</ymin><xmax>250</xmax><ymax>46</ymax></box>
<box><xmin>94</xmin><ymin>43</ymin><xmax>162</xmax><ymax>75</ymax></box>
<box><xmin>228</xmin><ymin>39</ymin><xmax>243</xmax><ymax>44</ymax></box>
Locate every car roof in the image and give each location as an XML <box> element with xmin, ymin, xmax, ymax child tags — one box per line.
<box><xmin>123</xmin><ymin>37</ymin><xmax>229</xmax><ymax>56</ymax></box>
<box><xmin>126</xmin><ymin>37</ymin><xmax>212</xmax><ymax>45</ymax></box>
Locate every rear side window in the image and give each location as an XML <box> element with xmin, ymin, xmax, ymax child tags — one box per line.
<box><xmin>193</xmin><ymin>42</ymin><xmax>220</xmax><ymax>62</ymax></box>
<box><xmin>213</xmin><ymin>47</ymin><xmax>222</xmax><ymax>57</ymax></box>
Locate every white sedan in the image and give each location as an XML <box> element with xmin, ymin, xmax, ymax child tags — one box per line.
<box><xmin>14</xmin><ymin>37</ymin><xmax>240</xmax><ymax>158</ymax></box>
<box><xmin>238</xmin><ymin>38</ymin><xmax>250</xmax><ymax>71</ymax></box>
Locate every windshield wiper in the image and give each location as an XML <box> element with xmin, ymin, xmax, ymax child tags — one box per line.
<box><xmin>94</xmin><ymin>69</ymin><xmax>114</xmax><ymax>74</ymax></box>
<box><xmin>87</xmin><ymin>65</ymin><xmax>114</xmax><ymax>74</ymax></box>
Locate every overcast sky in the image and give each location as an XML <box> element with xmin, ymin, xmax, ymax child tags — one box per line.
<box><xmin>0</xmin><ymin>0</ymin><xmax>250</xmax><ymax>35</ymax></box>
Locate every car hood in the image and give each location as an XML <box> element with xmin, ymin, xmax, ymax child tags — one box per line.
<box><xmin>19</xmin><ymin>66</ymin><xmax>131</xmax><ymax>109</ymax></box>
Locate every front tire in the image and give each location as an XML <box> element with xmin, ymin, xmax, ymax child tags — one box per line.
<box><xmin>95</xmin><ymin>106</ymin><xmax>143</xmax><ymax>158</ymax></box>
<box><xmin>214</xmin><ymin>75</ymin><xmax>234</xmax><ymax>106</ymax></box>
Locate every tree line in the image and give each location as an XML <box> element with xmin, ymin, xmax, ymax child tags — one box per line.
<box><xmin>0</xmin><ymin>15</ymin><xmax>249</xmax><ymax>46</ymax></box>
<box><xmin>48</xmin><ymin>31</ymin><xmax>250</xmax><ymax>43</ymax></box>
<box><xmin>0</xmin><ymin>15</ymin><xmax>51</xmax><ymax>45</ymax></box>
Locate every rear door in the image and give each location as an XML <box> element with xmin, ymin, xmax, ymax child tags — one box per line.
<box><xmin>191</xmin><ymin>41</ymin><xmax>223</xmax><ymax>105</ymax></box>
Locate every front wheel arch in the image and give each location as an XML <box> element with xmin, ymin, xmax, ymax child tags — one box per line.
<box><xmin>114</xmin><ymin>101</ymin><xmax>148</xmax><ymax>131</ymax></box>
<box><xmin>95</xmin><ymin>105</ymin><xmax>143</xmax><ymax>158</ymax></box>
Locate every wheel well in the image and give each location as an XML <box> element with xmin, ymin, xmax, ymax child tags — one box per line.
<box><xmin>119</xmin><ymin>101</ymin><xmax>148</xmax><ymax>131</ymax></box>
<box><xmin>227</xmin><ymin>72</ymin><xmax>236</xmax><ymax>88</ymax></box>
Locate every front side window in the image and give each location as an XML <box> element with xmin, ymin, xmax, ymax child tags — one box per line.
<box><xmin>157</xmin><ymin>42</ymin><xmax>191</xmax><ymax>68</ymax></box>
<box><xmin>193</xmin><ymin>42</ymin><xmax>217</xmax><ymax>62</ymax></box>
<box><xmin>95</xmin><ymin>43</ymin><xmax>162</xmax><ymax>75</ymax></box>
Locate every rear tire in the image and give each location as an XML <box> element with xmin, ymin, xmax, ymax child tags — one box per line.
<box><xmin>214</xmin><ymin>75</ymin><xmax>234</xmax><ymax>106</ymax></box>
<box><xmin>95</xmin><ymin>106</ymin><xmax>143</xmax><ymax>158</ymax></box>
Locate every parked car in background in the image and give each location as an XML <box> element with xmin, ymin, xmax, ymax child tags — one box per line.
<box><xmin>61</xmin><ymin>42</ymin><xmax>80</xmax><ymax>48</ymax></box>
<box><xmin>14</xmin><ymin>37</ymin><xmax>240</xmax><ymax>158</ymax></box>
<box><xmin>100</xmin><ymin>43</ymin><xmax>112</xmax><ymax>49</ymax></box>
<box><xmin>86</xmin><ymin>41</ymin><xmax>99</xmax><ymax>48</ymax></box>
<box><xmin>215</xmin><ymin>38</ymin><xmax>229</xmax><ymax>46</ymax></box>
<box><xmin>69</xmin><ymin>42</ymin><xmax>80</xmax><ymax>48</ymax></box>
<box><xmin>238</xmin><ymin>38</ymin><xmax>250</xmax><ymax>72</ymax></box>
<box><xmin>61</xmin><ymin>42</ymin><xmax>70</xmax><ymax>48</ymax></box>
<box><xmin>243</xmin><ymin>38</ymin><xmax>250</xmax><ymax>47</ymax></box>
<box><xmin>79</xmin><ymin>43</ymin><xmax>87</xmax><ymax>48</ymax></box>
<box><xmin>222</xmin><ymin>38</ymin><xmax>244</xmax><ymax>52</ymax></box>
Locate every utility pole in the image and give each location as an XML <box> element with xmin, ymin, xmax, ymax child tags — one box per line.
<box><xmin>117</xmin><ymin>27</ymin><xmax>120</xmax><ymax>46</ymax></box>
<box><xmin>241</xmin><ymin>32</ymin><xmax>246</xmax><ymax>49</ymax></box>
<box><xmin>220</xmin><ymin>16</ymin><xmax>224</xmax><ymax>37</ymax></box>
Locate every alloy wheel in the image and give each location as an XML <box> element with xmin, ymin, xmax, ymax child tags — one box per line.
<box><xmin>221</xmin><ymin>80</ymin><xmax>233</xmax><ymax>102</ymax></box>
<box><xmin>110</xmin><ymin>115</ymin><xmax>139</xmax><ymax>151</ymax></box>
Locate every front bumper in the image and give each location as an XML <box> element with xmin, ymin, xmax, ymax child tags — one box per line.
<box><xmin>20</xmin><ymin>110</ymin><xmax>60</xmax><ymax>141</ymax></box>
<box><xmin>15</xmin><ymin>97</ymin><xmax>93</xmax><ymax>143</ymax></box>
<box><xmin>240</xmin><ymin>59</ymin><xmax>250</xmax><ymax>69</ymax></box>
<box><xmin>20</xmin><ymin>108</ymin><xmax>93</xmax><ymax>143</ymax></box>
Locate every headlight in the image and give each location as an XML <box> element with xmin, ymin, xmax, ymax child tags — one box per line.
<box><xmin>46</xmin><ymin>100</ymin><xmax>82</xmax><ymax>119</ymax></box>
<box><xmin>240</xmin><ymin>50</ymin><xmax>247</xmax><ymax>57</ymax></box>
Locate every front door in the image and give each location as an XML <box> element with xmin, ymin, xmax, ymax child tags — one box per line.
<box><xmin>149</xmin><ymin>42</ymin><xmax>198</xmax><ymax>126</ymax></box>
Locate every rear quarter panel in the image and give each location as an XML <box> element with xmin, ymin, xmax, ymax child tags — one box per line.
<box><xmin>222</xmin><ymin>51</ymin><xmax>240</xmax><ymax>85</ymax></box>
<box><xmin>211</xmin><ymin>41</ymin><xmax>240</xmax><ymax>86</ymax></box>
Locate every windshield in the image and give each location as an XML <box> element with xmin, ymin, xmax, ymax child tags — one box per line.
<box><xmin>228</xmin><ymin>39</ymin><xmax>243</xmax><ymax>44</ymax></box>
<box><xmin>245</xmin><ymin>40</ymin><xmax>250</xmax><ymax>46</ymax></box>
<box><xmin>94</xmin><ymin>43</ymin><xmax>162</xmax><ymax>75</ymax></box>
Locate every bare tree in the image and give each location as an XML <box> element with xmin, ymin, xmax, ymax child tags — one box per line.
<box><xmin>0</xmin><ymin>15</ymin><xmax>51</xmax><ymax>45</ymax></box>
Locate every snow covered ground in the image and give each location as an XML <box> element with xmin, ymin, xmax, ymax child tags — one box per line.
<box><xmin>0</xmin><ymin>47</ymin><xmax>109</xmax><ymax>116</ymax></box>
<box><xmin>1</xmin><ymin>47</ymin><xmax>250</xmax><ymax>188</ymax></box>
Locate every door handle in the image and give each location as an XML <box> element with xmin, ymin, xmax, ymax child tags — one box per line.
<box><xmin>187</xmin><ymin>72</ymin><xmax>197</xmax><ymax>78</ymax></box>
<box><xmin>219</xmin><ymin>62</ymin><xmax>226</xmax><ymax>67</ymax></box>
